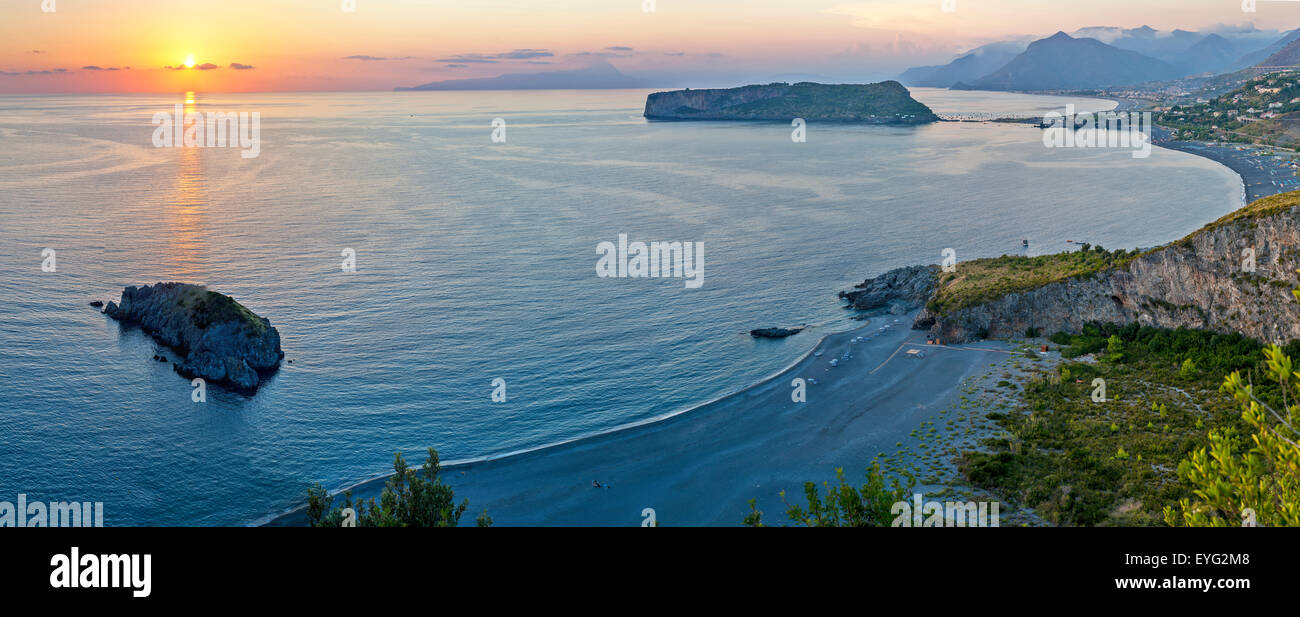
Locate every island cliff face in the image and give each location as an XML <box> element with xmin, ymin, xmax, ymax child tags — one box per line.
<box><xmin>644</xmin><ymin>81</ymin><xmax>939</xmax><ymax>124</ymax></box>
<box><xmin>104</xmin><ymin>283</ymin><xmax>284</xmax><ymax>392</ymax></box>
<box><xmin>848</xmin><ymin>193</ymin><xmax>1300</xmax><ymax>345</ymax></box>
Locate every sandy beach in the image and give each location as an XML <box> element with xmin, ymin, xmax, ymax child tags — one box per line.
<box><xmin>1159</xmin><ymin>139</ymin><xmax>1299</xmax><ymax>202</ymax></box>
<box><xmin>267</xmin><ymin>315</ymin><xmax>1019</xmax><ymax>526</ymax></box>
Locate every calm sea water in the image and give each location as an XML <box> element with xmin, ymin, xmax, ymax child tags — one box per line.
<box><xmin>0</xmin><ymin>88</ymin><xmax>1241</xmax><ymax>525</ymax></box>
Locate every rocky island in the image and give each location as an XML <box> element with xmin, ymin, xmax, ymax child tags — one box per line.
<box><xmin>102</xmin><ymin>283</ymin><xmax>284</xmax><ymax>392</ymax></box>
<box><xmin>643</xmin><ymin>81</ymin><xmax>939</xmax><ymax>124</ymax></box>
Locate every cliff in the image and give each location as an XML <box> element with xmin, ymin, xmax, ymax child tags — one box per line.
<box><xmin>643</xmin><ymin>81</ymin><xmax>938</xmax><ymax>124</ymax></box>
<box><xmin>847</xmin><ymin>191</ymin><xmax>1300</xmax><ymax>345</ymax></box>
<box><xmin>104</xmin><ymin>283</ymin><xmax>284</xmax><ymax>392</ymax></box>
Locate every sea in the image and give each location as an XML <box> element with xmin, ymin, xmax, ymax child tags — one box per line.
<box><xmin>0</xmin><ymin>87</ymin><xmax>1242</xmax><ymax>525</ymax></box>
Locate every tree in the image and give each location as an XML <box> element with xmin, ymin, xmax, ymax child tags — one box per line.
<box><xmin>1164</xmin><ymin>287</ymin><xmax>1300</xmax><ymax>526</ymax></box>
<box><xmin>1106</xmin><ymin>334</ymin><xmax>1124</xmax><ymax>362</ymax></box>
<box><xmin>306</xmin><ymin>448</ymin><xmax>487</xmax><ymax>527</ymax></box>
<box><xmin>744</xmin><ymin>462</ymin><xmax>912</xmax><ymax>527</ymax></box>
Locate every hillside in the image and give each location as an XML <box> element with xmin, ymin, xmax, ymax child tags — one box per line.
<box><xmin>1261</xmin><ymin>38</ymin><xmax>1300</xmax><ymax>67</ymax></box>
<box><xmin>643</xmin><ymin>81</ymin><xmax>938</xmax><ymax>124</ymax></box>
<box><xmin>1156</xmin><ymin>72</ymin><xmax>1300</xmax><ymax>146</ymax></box>
<box><xmin>909</xmin><ymin>191</ymin><xmax>1300</xmax><ymax>344</ymax></box>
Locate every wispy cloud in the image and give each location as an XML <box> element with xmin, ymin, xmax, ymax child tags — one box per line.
<box><xmin>1</xmin><ymin>68</ymin><xmax>68</xmax><ymax>76</ymax></box>
<box><xmin>228</xmin><ymin>63</ymin><xmax>255</xmax><ymax>70</ymax></box>
<box><xmin>435</xmin><ymin>48</ymin><xmax>553</xmax><ymax>63</ymax></box>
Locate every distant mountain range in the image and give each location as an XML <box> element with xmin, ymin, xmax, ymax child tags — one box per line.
<box><xmin>898</xmin><ymin>41</ymin><xmax>1027</xmax><ymax>88</ymax></box>
<box><xmin>1262</xmin><ymin>37</ymin><xmax>1300</xmax><ymax>67</ymax></box>
<box><xmin>953</xmin><ymin>32</ymin><xmax>1179</xmax><ymax>91</ymax></box>
<box><xmin>902</xmin><ymin>25</ymin><xmax>1300</xmax><ymax>92</ymax></box>
<box><xmin>397</xmin><ymin>60</ymin><xmax>663</xmax><ymax>91</ymax></box>
<box><xmin>1239</xmin><ymin>27</ymin><xmax>1300</xmax><ymax>66</ymax></box>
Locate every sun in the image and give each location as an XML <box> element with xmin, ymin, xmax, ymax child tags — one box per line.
<box><xmin>184</xmin><ymin>54</ymin><xmax>196</xmax><ymax>69</ymax></box>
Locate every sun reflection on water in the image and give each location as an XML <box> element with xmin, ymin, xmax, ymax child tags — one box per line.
<box><xmin>164</xmin><ymin>91</ymin><xmax>208</xmax><ymax>280</ymax></box>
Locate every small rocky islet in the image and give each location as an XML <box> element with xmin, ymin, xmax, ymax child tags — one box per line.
<box><xmin>98</xmin><ymin>282</ymin><xmax>283</xmax><ymax>392</ymax></box>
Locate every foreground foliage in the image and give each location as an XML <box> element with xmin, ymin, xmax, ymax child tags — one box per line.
<box><xmin>962</xmin><ymin>323</ymin><xmax>1293</xmax><ymax>525</ymax></box>
<box><xmin>744</xmin><ymin>463</ymin><xmax>913</xmax><ymax>527</ymax></box>
<box><xmin>306</xmin><ymin>448</ymin><xmax>491</xmax><ymax>527</ymax></box>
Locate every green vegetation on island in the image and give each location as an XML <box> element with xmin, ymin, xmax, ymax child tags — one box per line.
<box><xmin>643</xmin><ymin>81</ymin><xmax>938</xmax><ymax>124</ymax></box>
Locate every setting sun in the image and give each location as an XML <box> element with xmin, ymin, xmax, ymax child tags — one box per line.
<box><xmin>184</xmin><ymin>54</ymin><xmax>195</xmax><ymax>69</ymax></box>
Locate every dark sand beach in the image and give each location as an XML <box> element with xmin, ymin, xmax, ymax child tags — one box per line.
<box><xmin>1160</xmin><ymin>140</ymin><xmax>1299</xmax><ymax>202</ymax></box>
<box><xmin>266</xmin><ymin>315</ymin><xmax>1018</xmax><ymax>526</ymax></box>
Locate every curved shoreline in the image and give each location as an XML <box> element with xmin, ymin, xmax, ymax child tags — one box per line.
<box><xmin>255</xmin><ymin>320</ymin><xmax>856</xmax><ymax>526</ymax></box>
<box><xmin>263</xmin><ymin>312</ymin><xmax>1018</xmax><ymax>526</ymax></box>
<box><xmin>259</xmin><ymin>104</ymin><xmax>1259</xmax><ymax>528</ymax></box>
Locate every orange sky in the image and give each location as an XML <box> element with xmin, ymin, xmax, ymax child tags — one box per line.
<box><xmin>3</xmin><ymin>0</ymin><xmax>1299</xmax><ymax>93</ymax></box>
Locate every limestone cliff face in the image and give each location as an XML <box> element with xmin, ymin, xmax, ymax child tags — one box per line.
<box><xmin>916</xmin><ymin>204</ymin><xmax>1300</xmax><ymax>344</ymax></box>
<box><xmin>104</xmin><ymin>282</ymin><xmax>283</xmax><ymax>392</ymax></box>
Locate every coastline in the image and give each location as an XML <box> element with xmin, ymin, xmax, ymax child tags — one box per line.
<box><xmin>259</xmin><ymin>100</ymin><xmax>1266</xmax><ymax>528</ymax></box>
<box><xmin>1156</xmin><ymin>139</ymin><xmax>1297</xmax><ymax>203</ymax></box>
<box><xmin>263</xmin><ymin>315</ymin><xmax>1019</xmax><ymax>526</ymax></box>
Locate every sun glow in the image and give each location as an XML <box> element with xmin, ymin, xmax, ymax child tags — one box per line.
<box><xmin>184</xmin><ymin>54</ymin><xmax>196</xmax><ymax>69</ymax></box>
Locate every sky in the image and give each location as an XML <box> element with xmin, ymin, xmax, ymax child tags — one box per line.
<box><xmin>2</xmin><ymin>0</ymin><xmax>1299</xmax><ymax>93</ymax></box>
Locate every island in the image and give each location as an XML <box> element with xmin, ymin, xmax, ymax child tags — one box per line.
<box><xmin>102</xmin><ymin>282</ymin><xmax>284</xmax><ymax>392</ymax></box>
<box><xmin>643</xmin><ymin>81</ymin><xmax>939</xmax><ymax>124</ymax></box>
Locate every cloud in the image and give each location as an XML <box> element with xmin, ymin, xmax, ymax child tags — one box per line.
<box><xmin>571</xmin><ymin>46</ymin><xmax>638</xmax><ymax>59</ymax></box>
<box><xmin>228</xmin><ymin>63</ymin><xmax>255</xmax><ymax>70</ymax></box>
<box><xmin>445</xmin><ymin>64</ymin><xmax>468</xmax><ymax>68</ymax></box>
<box><xmin>1</xmin><ymin>68</ymin><xmax>69</xmax><ymax>76</ymax></box>
<box><xmin>164</xmin><ymin>62</ymin><xmax>220</xmax><ymax>70</ymax></box>
<box><xmin>342</xmin><ymin>55</ymin><xmax>419</xmax><ymax>62</ymax></box>
<box><xmin>435</xmin><ymin>48</ymin><xmax>554</xmax><ymax>63</ymax></box>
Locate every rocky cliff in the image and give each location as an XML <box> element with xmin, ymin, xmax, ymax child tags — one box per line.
<box><xmin>643</xmin><ymin>81</ymin><xmax>939</xmax><ymax>124</ymax></box>
<box><xmin>840</xmin><ymin>265</ymin><xmax>939</xmax><ymax>314</ymax></box>
<box><xmin>104</xmin><ymin>283</ymin><xmax>283</xmax><ymax>392</ymax></box>
<box><xmin>906</xmin><ymin>192</ymin><xmax>1300</xmax><ymax>344</ymax></box>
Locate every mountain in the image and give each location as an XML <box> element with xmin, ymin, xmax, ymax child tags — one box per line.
<box><xmin>957</xmin><ymin>32</ymin><xmax>1180</xmax><ymax>91</ymax></box>
<box><xmin>397</xmin><ymin>61</ymin><xmax>662</xmax><ymax>91</ymax></box>
<box><xmin>898</xmin><ymin>41</ymin><xmax>1026</xmax><ymax>88</ymax></box>
<box><xmin>1175</xmin><ymin>34</ymin><xmax>1245</xmax><ymax>75</ymax></box>
<box><xmin>643</xmin><ymin>81</ymin><xmax>939</xmax><ymax>124</ymax></box>
<box><xmin>1260</xmin><ymin>37</ymin><xmax>1300</xmax><ymax>67</ymax></box>
<box><xmin>1237</xmin><ymin>27</ymin><xmax>1300</xmax><ymax>67</ymax></box>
